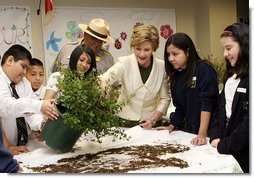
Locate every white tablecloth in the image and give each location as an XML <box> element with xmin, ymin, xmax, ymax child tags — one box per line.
<box><xmin>14</xmin><ymin>126</ymin><xmax>242</xmax><ymax>173</ymax></box>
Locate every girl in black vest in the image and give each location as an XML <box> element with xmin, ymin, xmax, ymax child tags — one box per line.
<box><xmin>209</xmin><ymin>22</ymin><xmax>249</xmax><ymax>173</ymax></box>
<box><xmin>154</xmin><ymin>33</ymin><xmax>219</xmax><ymax>146</ymax></box>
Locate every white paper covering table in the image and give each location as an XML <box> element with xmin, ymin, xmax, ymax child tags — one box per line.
<box><xmin>14</xmin><ymin>126</ymin><xmax>242</xmax><ymax>173</ymax></box>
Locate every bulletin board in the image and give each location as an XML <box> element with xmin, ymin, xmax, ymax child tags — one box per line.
<box><xmin>43</xmin><ymin>7</ymin><xmax>176</xmax><ymax>78</ymax></box>
<box><xmin>0</xmin><ymin>6</ymin><xmax>32</xmax><ymax>58</ymax></box>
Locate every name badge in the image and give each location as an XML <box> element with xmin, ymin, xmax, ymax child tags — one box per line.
<box><xmin>237</xmin><ymin>87</ymin><xmax>246</xmax><ymax>93</ymax></box>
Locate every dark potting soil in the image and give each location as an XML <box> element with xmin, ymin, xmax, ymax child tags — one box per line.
<box><xmin>27</xmin><ymin>143</ymin><xmax>190</xmax><ymax>173</ymax></box>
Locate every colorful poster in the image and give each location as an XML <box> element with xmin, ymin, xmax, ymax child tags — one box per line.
<box><xmin>0</xmin><ymin>6</ymin><xmax>32</xmax><ymax>58</ymax></box>
<box><xmin>43</xmin><ymin>7</ymin><xmax>176</xmax><ymax>78</ymax></box>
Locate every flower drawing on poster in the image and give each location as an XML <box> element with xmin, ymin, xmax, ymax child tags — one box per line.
<box><xmin>0</xmin><ymin>6</ymin><xmax>32</xmax><ymax>55</ymax></box>
<box><xmin>134</xmin><ymin>22</ymin><xmax>144</xmax><ymax>28</ymax></box>
<box><xmin>46</xmin><ymin>31</ymin><xmax>62</xmax><ymax>52</ymax></box>
<box><xmin>114</xmin><ymin>32</ymin><xmax>127</xmax><ymax>50</ymax></box>
<box><xmin>160</xmin><ymin>24</ymin><xmax>173</xmax><ymax>39</ymax></box>
<box><xmin>65</xmin><ymin>21</ymin><xmax>83</xmax><ymax>42</ymax></box>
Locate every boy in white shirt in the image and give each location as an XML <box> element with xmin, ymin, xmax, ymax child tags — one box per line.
<box><xmin>26</xmin><ymin>58</ymin><xmax>46</xmax><ymax>100</ymax></box>
<box><xmin>0</xmin><ymin>44</ymin><xmax>58</xmax><ymax>147</ymax></box>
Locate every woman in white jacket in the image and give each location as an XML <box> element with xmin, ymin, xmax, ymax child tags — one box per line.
<box><xmin>99</xmin><ymin>25</ymin><xmax>170</xmax><ymax>127</ymax></box>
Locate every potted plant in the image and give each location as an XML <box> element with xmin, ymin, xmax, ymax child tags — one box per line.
<box><xmin>41</xmin><ymin>68</ymin><xmax>129</xmax><ymax>153</ymax></box>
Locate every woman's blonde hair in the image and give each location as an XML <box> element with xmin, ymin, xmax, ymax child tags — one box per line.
<box><xmin>130</xmin><ymin>24</ymin><xmax>159</xmax><ymax>51</ymax></box>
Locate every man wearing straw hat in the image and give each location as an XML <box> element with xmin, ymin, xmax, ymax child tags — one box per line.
<box><xmin>51</xmin><ymin>18</ymin><xmax>115</xmax><ymax>74</ymax></box>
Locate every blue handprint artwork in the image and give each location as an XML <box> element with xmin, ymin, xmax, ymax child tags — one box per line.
<box><xmin>46</xmin><ymin>31</ymin><xmax>62</xmax><ymax>52</ymax></box>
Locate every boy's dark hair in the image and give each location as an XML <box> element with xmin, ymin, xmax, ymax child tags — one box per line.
<box><xmin>30</xmin><ymin>58</ymin><xmax>44</xmax><ymax>67</ymax></box>
<box><xmin>1</xmin><ymin>44</ymin><xmax>32</xmax><ymax>66</ymax></box>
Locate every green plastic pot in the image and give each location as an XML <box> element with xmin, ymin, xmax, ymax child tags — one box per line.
<box><xmin>41</xmin><ymin>104</ymin><xmax>83</xmax><ymax>153</ymax></box>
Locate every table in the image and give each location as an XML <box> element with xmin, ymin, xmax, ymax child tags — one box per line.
<box><xmin>14</xmin><ymin>126</ymin><xmax>242</xmax><ymax>173</ymax></box>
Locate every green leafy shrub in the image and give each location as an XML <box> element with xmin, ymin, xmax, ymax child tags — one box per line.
<box><xmin>56</xmin><ymin>67</ymin><xmax>129</xmax><ymax>143</ymax></box>
<box><xmin>206</xmin><ymin>54</ymin><xmax>226</xmax><ymax>84</ymax></box>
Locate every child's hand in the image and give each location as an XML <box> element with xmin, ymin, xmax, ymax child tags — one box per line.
<box><xmin>8</xmin><ymin>145</ymin><xmax>29</xmax><ymax>155</ymax></box>
<box><xmin>41</xmin><ymin>99</ymin><xmax>58</xmax><ymax>120</ymax></box>
<box><xmin>34</xmin><ymin>131</ymin><xmax>43</xmax><ymax>141</ymax></box>
<box><xmin>211</xmin><ymin>138</ymin><xmax>220</xmax><ymax>148</ymax></box>
<box><xmin>191</xmin><ymin>135</ymin><xmax>207</xmax><ymax>146</ymax></box>
<box><xmin>40</xmin><ymin>116</ymin><xmax>48</xmax><ymax>130</ymax></box>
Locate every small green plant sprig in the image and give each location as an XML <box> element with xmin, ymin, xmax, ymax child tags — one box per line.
<box><xmin>56</xmin><ymin>67</ymin><xmax>129</xmax><ymax>143</ymax></box>
<box><xmin>206</xmin><ymin>54</ymin><xmax>226</xmax><ymax>84</ymax></box>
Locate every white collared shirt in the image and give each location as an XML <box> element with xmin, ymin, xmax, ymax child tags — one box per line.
<box><xmin>0</xmin><ymin>67</ymin><xmax>44</xmax><ymax>146</ymax></box>
<box><xmin>46</xmin><ymin>72</ymin><xmax>61</xmax><ymax>93</ymax></box>
<box><xmin>34</xmin><ymin>85</ymin><xmax>46</xmax><ymax>100</ymax></box>
<box><xmin>46</xmin><ymin>72</ymin><xmax>62</xmax><ymax>99</ymax></box>
<box><xmin>225</xmin><ymin>74</ymin><xmax>241</xmax><ymax>118</ymax></box>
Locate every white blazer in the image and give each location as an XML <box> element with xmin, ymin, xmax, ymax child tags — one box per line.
<box><xmin>99</xmin><ymin>54</ymin><xmax>170</xmax><ymax>121</ymax></box>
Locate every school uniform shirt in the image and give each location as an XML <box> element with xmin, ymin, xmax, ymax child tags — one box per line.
<box><xmin>46</xmin><ymin>72</ymin><xmax>62</xmax><ymax>99</ymax></box>
<box><xmin>0</xmin><ymin>67</ymin><xmax>44</xmax><ymax>146</ymax></box>
<box><xmin>99</xmin><ymin>54</ymin><xmax>170</xmax><ymax>121</ymax></box>
<box><xmin>170</xmin><ymin>61</ymin><xmax>219</xmax><ymax>134</ymax></box>
<box><xmin>224</xmin><ymin>74</ymin><xmax>240</xmax><ymax>118</ymax></box>
<box><xmin>51</xmin><ymin>41</ymin><xmax>114</xmax><ymax>74</ymax></box>
<box><xmin>209</xmin><ymin>75</ymin><xmax>249</xmax><ymax>173</ymax></box>
<box><xmin>34</xmin><ymin>85</ymin><xmax>46</xmax><ymax>100</ymax></box>
<box><xmin>0</xmin><ymin>128</ymin><xmax>19</xmax><ymax>173</ymax></box>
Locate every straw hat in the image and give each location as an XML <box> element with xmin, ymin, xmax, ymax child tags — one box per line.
<box><xmin>79</xmin><ymin>18</ymin><xmax>114</xmax><ymax>43</ymax></box>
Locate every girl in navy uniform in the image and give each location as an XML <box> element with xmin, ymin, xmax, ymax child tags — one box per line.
<box><xmin>155</xmin><ymin>32</ymin><xmax>219</xmax><ymax>146</ymax></box>
<box><xmin>209</xmin><ymin>22</ymin><xmax>249</xmax><ymax>173</ymax></box>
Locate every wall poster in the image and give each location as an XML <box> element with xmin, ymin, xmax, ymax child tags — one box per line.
<box><xmin>0</xmin><ymin>6</ymin><xmax>32</xmax><ymax>60</ymax></box>
<box><xmin>43</xmin><ymin>7</ymin><xmax>176</xmax><ymax>78</ymax></box>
